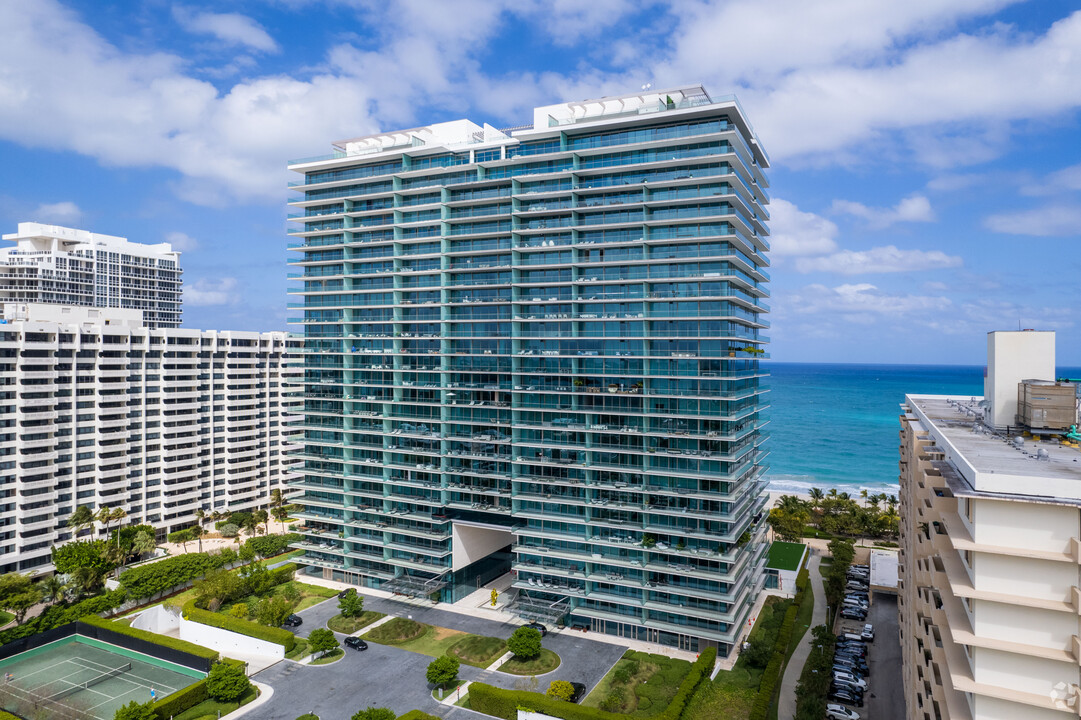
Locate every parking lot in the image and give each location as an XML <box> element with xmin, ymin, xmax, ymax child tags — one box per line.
<box><xmin>253</xmin><ymin>593</ymin><xmax>627</xmax><ymax>720</ymax></box>
<box><xmin>833</xmin><ymin>591</ymin><xmax>903</xmax><ymax>720</ymax></box>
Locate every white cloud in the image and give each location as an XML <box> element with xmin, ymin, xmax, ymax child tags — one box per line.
<box><xmin>186</xmin><ymin>277</ymin><xmax>238</xmax><ymax>306</ymax></box>
<box><xmin>1021</xmin><ymin>162</ymin><xmax>1081</xmax><ymax>196</ymax></box>
<box><xmin>788</xmin><ymin>282</ymin><xmax>950</xmax><ymax>323</ymax></box>
<box><xmin>768</xmin><ymin>199</ymin><xmax>838</xmax><ymax>257</ymax></box>
<box><xmin>831</xmin><ymin>194</ymin><xmax>935</xmax><ymax>228</ymax></box>
<box><xmin>984</xmin><ymin>205</ymin><xmax>1081</xmax><ymax>237</ymax></box>
<box><xmin>173</xmin><ymin>7</ymin><xmax>279</xmax><ymax>53</ymax></box>
<box><xmin>164</xmin><ymin>231</ymin><xmax>199</xmax><ymax>252</ymax></box>
<box><xmin>795</xmin><ymin>245</ymin><xmax>963</xmax><ymax>275</ymax></box>
<box><xmin>30</xmin><ymin>201</ymin><xmax>82</xmax><ymax>224</ymax></box>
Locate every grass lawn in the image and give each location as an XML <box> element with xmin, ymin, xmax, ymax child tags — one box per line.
<box><xmin>498</xmin><ymin>648</ymin><xmax>560</xmax><ymax>676</ymax></box>
<box><xmin>0</xmin><ymin>610</ymin><xmax>14</xmax><ymax>626</ymax></box>
<box><xmin>286</xmin><ymin>637</ymin><xmax>310</xmax><ymax>661</ymax></box>
<box><xmin>584</xmin><ymin>650</ymin><xmax>691</xmax><ymax>716</ymax></box>
<box><xmin>448</xmin><ymin>634</ymin><xmax>506</xmax><ymax>668</ymax></box>
<box><xmin>685</xmin><ymin>596</ymin><xmax>792</xmax><ymax>720</ymax></box>
<box><xmin>311</xmin><ymin>648</ymin><xmax>344</xmax><ymax>665</ymax></box>
<box><xmin>765</xmin><ymin>541</ymin><xmax>806</xmax><ymax>571</ymax></box>
<box><xmin>172</xmin><ymin>685</ymin><xmax>257</xmax><ymax>720</ymax></box>
<box><xmin>362</xmin><ymin>617</ymin><xmax>507</xmax><ymax>668</ymax></box>
<box><xmin>327</xmin><ymin>611</ymin><xmax>385</xmax><ymax>634</ymax></box>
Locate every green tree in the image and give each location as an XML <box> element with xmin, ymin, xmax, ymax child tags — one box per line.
<box><xmin>253</xmin><ymin>509</ymin><xmax>269</xmax><ymax>535</ymax></box>
<box><xmin>0</xmin><ymin>573</ymin><xmax>40</xmax><ymax>624</ymax></box>
<box><xmin>338</xmin><ymin>589</ymin><xmax>364</xmax><ymax>618</ymax></box>
<box><xmin>425</xmin><ymin>655</ymin><xmax>459</xmax><ymax>690</ymax></box>
<box><xmin>506</xmin><ymin>626</ymin><xmax>542</xmax><ymax>659</ymax></box>
<box><xmin>37</xmin><ymin>575</ymin><xmax>66</xmax><ymax>606</ymax></box>
<box><xmin>66</xmin><ymin>504</ymin><xmax>95</xmax><ymax>537</ymax></box>
<box><xmin>239</xmin><ymin>561</ymin><xmax>272</xmax><ymax>595</ymax></box>
<box><xmin>219</xmin><ymin>523</ymin><xmax>240</xmax><ymax>538</ymax></box>
<box><xmin>255</xmin><ymin>595</ymin><xmax>294</xmax><ymax>628</ymax></box>
<box><xmin>206</xmin><ymin>662</ymin><xmax>251</xmax><ymax>702</ymax></box>
<box><xmin>68</xmin><ymin>565</ymin><xmax>107</xmax><ymax>597</ymax></box>
<box><xmin>271</xmin><ymin>505</ymin><xmax>290</xmax><ymax>533</ymax></box>
<box><xmin>229</xmin><ymin>603</ymin><xmax>249</xmax><ymax>619</ymax></box>
<box><xmin>52</xmin><ymin>539</ymin><xmax>115</xmax><ymax>576</ymax></box>
<box><xmin>113</xmin><ymin>700</ymin><xmax>156</xmax><ymax>720</ymax></box>
<box><xmin>190</xmin><ymin>524</ymin><xmax>205</xmax><ymax>553</ymax></box>
<box><xmin>547</xmin><ymin>679</ymin><xmax>575</xmax><ymax>701</ymax></box>
<box><xmin>741</xmin><ymin>635</ymin><xmax>772</xmax><ymax>668</ymax></box>
<box><xmin>350</xmin><ymin>708</ymin><xmax>396</xmax><ymax>720</ymax></box>
<box><xmin>193</xmin><ymin>568</ymin><xmax>246</xmax><ymax>612</ymax></box>
<box><xmin>132</xmin><ymin>530</ymin><xmax>156</xmax><ymax>558</ymax></box>
<box><xmin>168</xmin><ymin>529</ymin><xmax>193</xmax><ymax>552</ymax></box>
<box><xmin>308</xmin><ymin>628</ymin><xmax>339</xmax><ymax>658</ymax></box>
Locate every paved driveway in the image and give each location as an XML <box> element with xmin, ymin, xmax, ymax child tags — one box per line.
<box><xmin>255</xmin><ymin>592</ymin><xmax>626</xmax><ymax>720</ymax></box>
<box><xmin>865</xmin><ymin>593</ymin><xmax>904</xmax><ymax>720</ymax></box>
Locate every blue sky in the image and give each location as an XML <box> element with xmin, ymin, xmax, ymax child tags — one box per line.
<box><xmin>0</xmin><ymin>0</ymin><xmax>1078</xmax><ymax>365</ymax></box>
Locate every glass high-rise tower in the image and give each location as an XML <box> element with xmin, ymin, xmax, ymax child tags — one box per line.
<box><xmin>287</xmin><ymin>85</ymin><xmax>771</xmax><ymax>655</ymax></box>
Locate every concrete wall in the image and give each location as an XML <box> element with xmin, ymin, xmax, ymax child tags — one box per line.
<box><xmin>970</xmin><ymin>498</ymin><xmax>1075</xmax><ymax>555</ymax></box>
<box><xmin>452</xmin><ymin>522</ymin><xmax>513</xmax><ymax>572</ymax></box>
<box><xmin>178</xmin><ymin>618</ymin><xmax>284</xmax><ymax>661</ymax></box>
<box><xmin>131</xmin><ymin>605</ymin><xmax>181</xmax><ymax>635</ymax></box>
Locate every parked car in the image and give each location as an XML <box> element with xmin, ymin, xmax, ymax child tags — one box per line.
<box><xmin>569</xmin><ymin>682</ymin><xmax>587</xmax><ymax>703</ymax></box>
<box><xmin>344</xmin><ymin>636</ymin><xmax>368</xmax><ymax>651</ymax></box>
<box><xmin>338</xmin><ymin>588</ymin><xmax>357</xmax><ymax>599</ymax></box>
<box><xmin>834</xmin><ymin>658</ymin><xmax>868</xmax><ymax>674</ymax></box>
<box><xmin>282</xmin><ymin>614</ymin><xmax>303</xmax><ymax>627</ymax></box>
<box><xmin>840</xmin><ymin>609</ymin><xmax>867</xmax><ymax>620</ymax></box>
<box><xmin>833</xmin><ymin>670</ymin><xmax>867</xmax><ymax>689</ymax></box>
<box><xmin>862</xmin><ymin>623</ymin><xmax>875</xmax><ymax>642</ymax></box>
<box><xmin>826</xmin><ymin>703</ymin><xmax>861</xmax><ymax>720</ymax></box>
<box><xmin>828</xmin><ymin>687</ymin><xmax>864</xmax><ymax>707</ymax></box>
<box><xmin>526</xmin><ymin>622</ymin><xmax>548</xmax><ymax>637</ymax></box>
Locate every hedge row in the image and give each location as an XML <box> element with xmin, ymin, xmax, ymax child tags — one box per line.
<box><xmin>79</xmin><ymin>614</ymin><xmax>220</xmax><ymax>661</ymax></box>
<box><xmin>246</xmin><ymin>533</ymin><xmax>301</xmax><ymax>559</ymax></box>
<box><xmin>152</xmin><ymin>676</ymin><xmax>207</xmax><ymax>719</ymax></box>
<box><xmin>0</xmin><ymin>590</ymin><xmax>127</xmax><ymax>646</ymax></box>
<box><xmin>469</xmin><ymin>646</ymin><xmax>716</xmax><ymax>720</ymax></box>
<box><xmin>749</xmin><ymin>567</ymin><xmax>812</xmax><ymax>720</ymax></box>
<box><xmin>0</xmin><ymin>711</ymin><xmax>19</xmax><ymax>720</ymax></box>
<box><xmin>120</xmin><ymin>550</ymin><xmax>235</xmax><ymax>600</ymax></box>
<box><xmin>182</xmin><ymin>599</ymin><xmax>295</xmax><ymax>651</ymax></box>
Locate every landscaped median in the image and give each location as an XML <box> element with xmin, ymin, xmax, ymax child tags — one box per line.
<box><xmin>468</xmin><ymin>647</ymin><xmax>716</xmax><ymax>720</ymax></box>
<box><xmin>583</xmin><ymin>650</ymin><xmax>691</xmax><ymax>715</ymax></box>
<box><xmin>361</xmin><ymin>617</ymin><xmax>509</xmax><ymax>669</ymax></box>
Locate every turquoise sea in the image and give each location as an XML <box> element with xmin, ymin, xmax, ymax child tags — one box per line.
<box><xmin>764</xmin><ymin>363</ymin><xmax>1081</xmax><ymax>495</ymax></box>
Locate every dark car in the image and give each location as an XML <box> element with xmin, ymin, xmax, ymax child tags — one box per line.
<box><xmin>338</xmin><ymin>588</ymin><xmax>357</xmax><ymax>599</ymax></box>
<box><xmin>829</xmin><ymin>687</ymin><xmax>864</xmax><ymax>707</ymax></box>
<box><xmin>344</xmin><ymin>636</ymin><xmax>368</xmax><ymax>651</ymax></box>
<box><xmin>525</xmin><ymin>622</ymin><xmax>548</xmax><ymax>637</ymax></box>
<box><xmin>282</xmin><ymin>614</ymin><xmax>303</xmax><ymax>627</ymax></box>
<box><xmin>569</xmin><ymin>682</ymin><xmax>587</xmax><ymax>703</ymax></box>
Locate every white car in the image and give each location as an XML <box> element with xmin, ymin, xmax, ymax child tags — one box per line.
<box><xmin>833</xmin><ymin>670</ymin><xmax>867</xmax><ymax>689</ymax></box>
<box><xmin>826</xmin><ymin>703</ymin><xmax>860</xmax><ymax>719</ymax></box>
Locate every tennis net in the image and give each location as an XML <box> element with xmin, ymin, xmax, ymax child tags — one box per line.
<box><xmin>48</xmin><ymin>662</ymin><xmax>132</xmax><ymax>701</ymax></box>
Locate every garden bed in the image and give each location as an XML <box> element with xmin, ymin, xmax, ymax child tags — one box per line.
<box><xmin>286</xmin><ymin>637</ymin><xmax>310</xmax><ymax>661</ymax></box>
<box><xmin>362</xmin><ymin>619</ymin><xmax>507</xmax><ymax>668</ymax></box>
<box><xmin>311</xmin><ymin>648</ymin><xmax>344</xmax><ymax>665</ymax></box>
<box><xmin>583</xmin><ymin>650</ymin><xmax>691</xmax><ymax>716</ymax></box>
<box><xmin>447</xmin><ymin>634</ymin><xmax>506</xmax><ymax>668</ymax></box>
<box><xmin>327</xmin><ymin>611</ymin><xmax>385</xmax><ymax>634</ymax></box>
<box><xmin>497</xmin><ymin>648</ymin><xmax>560</xmax><ymax>676</ymax></box>
<box><xmin>172</xmin><ymin>685</ymin><xmax>257</xmax><ymax>720</ymax></box>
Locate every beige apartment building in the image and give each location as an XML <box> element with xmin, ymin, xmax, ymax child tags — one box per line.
<box><xmin>899</xmin><ymin>331</ymin><xmax>1081</xmax><ymax>720</ymax></box>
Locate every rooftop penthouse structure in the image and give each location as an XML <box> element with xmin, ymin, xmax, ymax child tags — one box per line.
<box><xmin>0</xmin><ymin>223</ymin><xmax>182</xmax><ymax>329</ymax></box>
<box><xmin>286</xmin><ymin>85</ymin><xmax>772</xmax><ymax>655</ymax></box>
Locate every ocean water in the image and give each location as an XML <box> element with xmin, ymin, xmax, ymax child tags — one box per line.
<box><xmin>763</xmin><ymin>362</ymin><xmax>1081</xmax><ymax>495</ymax></box>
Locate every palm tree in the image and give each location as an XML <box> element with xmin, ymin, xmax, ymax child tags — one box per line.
<box><xmin>191</xmin><ymin>525</ymin><xmax>205</xmax><ymax>553</ymax></box>
<box><xmin>100</xmin><ymin>542</ymin><xmax>126</xmax><ymax>579</ymax></box>
<box><xmin>271</xmin><ymin>506</ymin><xmax>290</xmax><ymax>534</ymax></box>
<box><xmin>808</xmin><ymin>487</ymin><xmax>824</xmax><ymax>509</ymax></box>
<box><xmin>195</xmin><ymin>508</ymin><xmax>207</xmax><ymax>531</ymax></box>
<box><xmin>132</xmin><ymin>530</ymin><xmax>156</xmax><ymax>559</ymax></box>
<box><xmin>69</xmin><ymin>566</ymin><xmax>105</xmax><ymax>597</ymax></box>
<box><xmin>66</xmin><ymin>505</ymin><xmax>94</xmax><ymax>537</ymax></box>
<box><xmin>253</xmin><ymin>509</ymin><xmax>269</xmax><ymax>535</ymax></box>
<box><xmin>38</xmin><ymin>576</ymin><xmax>66</xmax><ymax>606</ymax></box>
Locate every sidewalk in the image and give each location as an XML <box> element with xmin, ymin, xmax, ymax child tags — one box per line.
<box><xmin>776</xmin><ymin>551</ymin><xmax>825</xmax><ymax>720</ymax></box>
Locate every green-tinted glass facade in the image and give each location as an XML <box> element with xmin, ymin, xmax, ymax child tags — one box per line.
<box><xmin>287</xmin><ymin>89</ymin><xmax>771</xmax><ymax>656</ymax></box>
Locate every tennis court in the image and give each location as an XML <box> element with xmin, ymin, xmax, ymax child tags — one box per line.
<box><xmin>0</xmin><ymin>635</ymin><xmax>205</xmax><ymax>720</ymax></box>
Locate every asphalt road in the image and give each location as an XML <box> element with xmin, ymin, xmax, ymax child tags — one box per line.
<box><xmin>866</xmin><ymin>593</ymin><xmax>904</xmax><ymax>720</ymax></box>
<box><xmin>254</xmin><ymin>592</ymin><xmax>626</xmax><ymax>720</ymax></box>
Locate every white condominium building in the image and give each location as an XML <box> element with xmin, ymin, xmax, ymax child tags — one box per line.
<box><xmin>899</xmin><ymin>331</ymin><xmax>1081</xmax><ymax>720</ymax></box>
<box><xmin>0</xmin><ymin>223</ymin><xmax>183</xmax><ymax>329</ymax></box>
<box><xmin>0</xmin><ymin>306</ymin><xmax>299</xmax><ymax>575</ymax></box>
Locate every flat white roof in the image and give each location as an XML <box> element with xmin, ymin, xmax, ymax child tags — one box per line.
<box><xmin>869</xmin><ymin>549</ymin><xmax>898</xmax><ymax>590</ymax></box>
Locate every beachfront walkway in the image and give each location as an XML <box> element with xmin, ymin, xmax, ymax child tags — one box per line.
<box><xmin>777</xmin><ymin>550</ymin><xmax>826</xmax><ymax>720</ymax></box>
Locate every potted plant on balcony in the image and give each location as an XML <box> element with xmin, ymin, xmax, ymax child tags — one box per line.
<box><xmin>642</xmin><ymin>534</ymin><xmax>656</xmax><ymax>548</ymax></box>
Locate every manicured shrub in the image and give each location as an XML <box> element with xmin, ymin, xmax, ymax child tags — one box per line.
<box><xmin>151</xmin><ymin>678</ymin><xmax>207</xmax><ymax>719</ymax></box>
<box><xmin>206</xmin><ymin>661</ymin><xmax>251</xmax><ymax>702</ymax></box>
<box><xmin>219</xmin><ymin>523</ymin><xmax>240</xmax><ymax>538</ymax></box>
<box><xmin>426</xmin><ymin>655</ymin><xmax>460</xmax><ymax>690</ymax></box>
<box><xmin>113</xmin><ymin>700</ymin><xmax>156</xmax><ymax>720</ymax></box>
<box><xmin>245</xmin><ymin>533</ymin><xmax>301</xmax><ymax>559</ymax></box>
<box><xmin>52</xmin><ymin>539</ymin><xmax>115</xmax><ymax>575</ymax></box>
<box><xmin>120</xmin><ymin>550</ymin><xmax>231</xmax><ymax>600</ymax></box>
<box><xmin>396</xmin><ymin>712</ymin><xmax>440</xmax><ymax>720</ymax></box>
<box><xmin>351</xmin><ymin>709</ymin><xmax>395</xmax><ymax>720</ymax></box>
<box><xmin>547</xmin><ymin>680</ymin><xmax>575</xmax><ymax>701</ymax></box>
<box><xmin>506</xmin><ymin>626</ymin><xmax>542</xmax><ymax>659</ymax></box>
